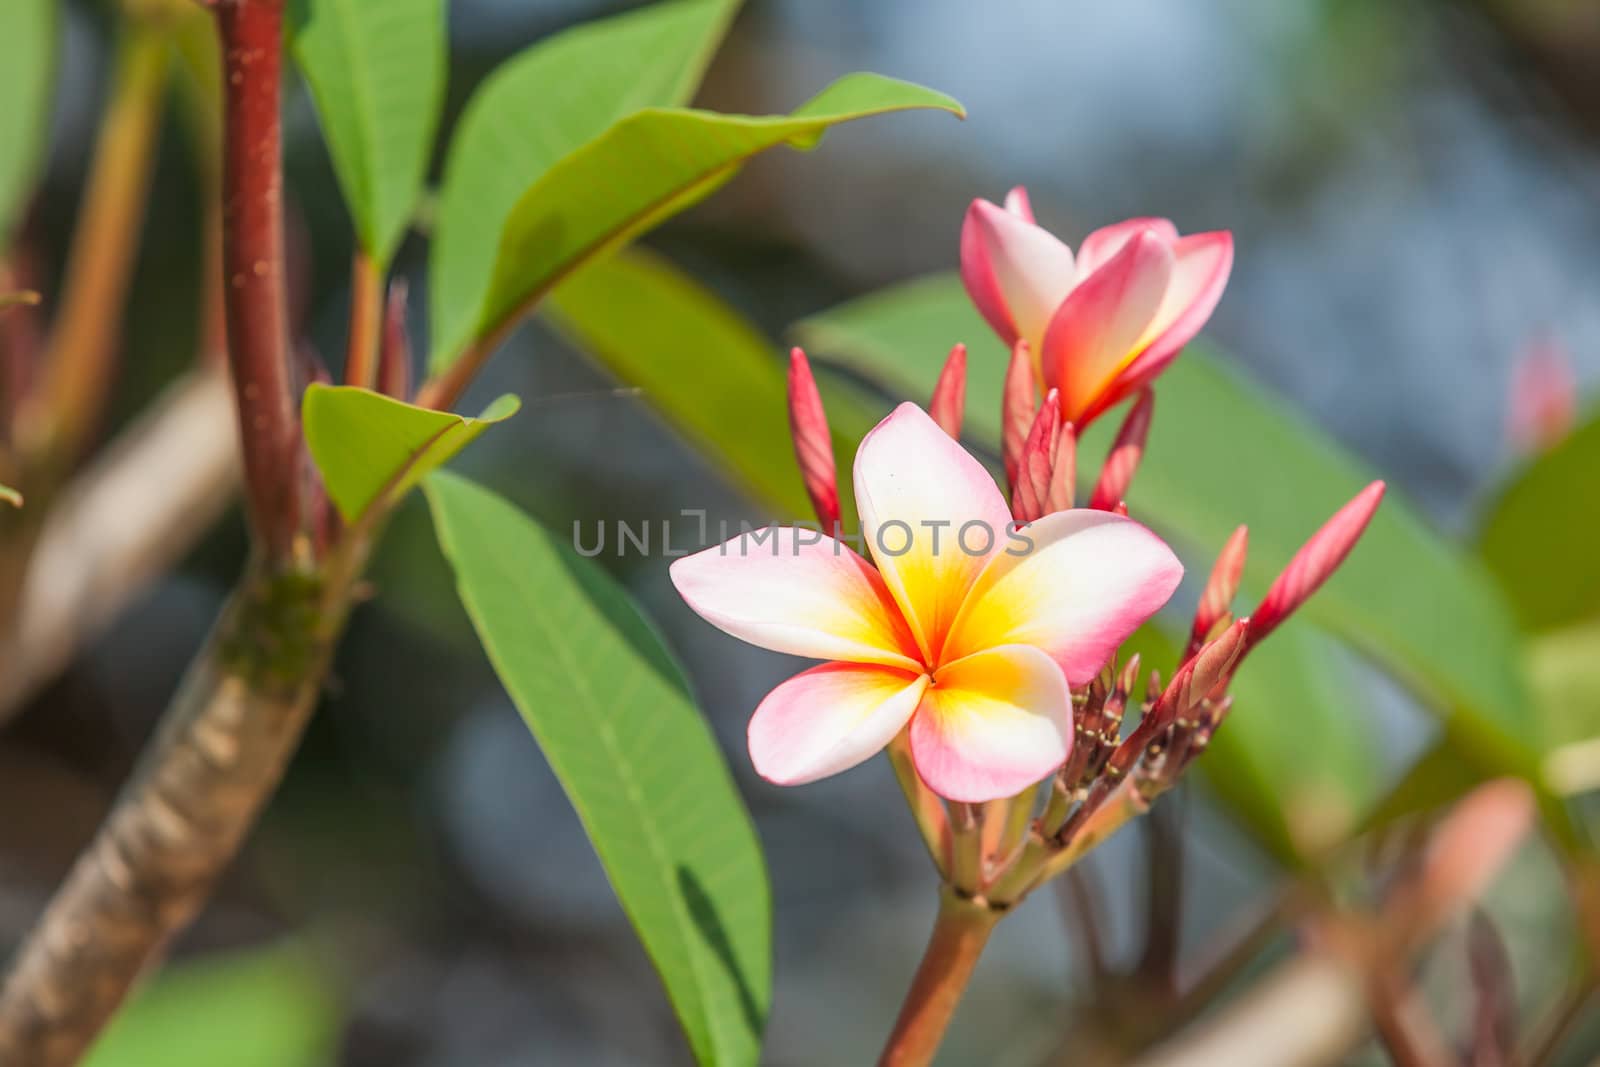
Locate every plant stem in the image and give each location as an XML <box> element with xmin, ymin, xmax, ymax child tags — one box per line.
<box><xmin>17</xmin><ymin>22</ymin><xmax>169</xmax><ymax>470</ymax></box>
<box><xmin>0</xmin><ymin>368</ymin><xmax>237</xmax><ymax>724</ymax></box>
<box><xmin>215</xmin><ymin>0</ymin><xmax>299</xmax><ymax>563</ymax></box>
<box><xmin>0</xmin><ymin>554</ymin><xmax>359</xmax><ymax>1066</ymax></box>
<box><xmin>878</xmin><ymin>887</ymin><xmax>1002</xmax><ymax>1067</ymax></box>
<box><xmin>343</xmin><ymin>249</ymin><xmax>382</xmax><ymax>389</ymax></box>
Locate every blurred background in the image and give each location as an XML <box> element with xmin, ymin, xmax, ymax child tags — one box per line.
<box><xmin>3</xmin><ymin>0</ymin><xmax>1599</xmax><ymax>1063</ymax></box>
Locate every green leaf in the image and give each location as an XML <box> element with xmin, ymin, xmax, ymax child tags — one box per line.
<box><xmin>424</xmin><ymin>471</ymin><xmax>771</xmax><ymax>1066</ymax></box>
<box><xmin>82</xmin><ymin>944</ymin><xmax>340</xmax><ymax>1067</ymax></box>
<box><xmin>544</xmin><ymin>247</ymin><xmax>876</xmax><ymax>523</ymax></box>
<box><xmin>302</xmin><ymin>384</ymin><xmax>518</xmax><ymax>522</ymax></box>
<box><xmin>1204</xmin><ymin>627</ymin><xmax>1378</xmax><ymax>861</ymax></box>
<box><xmin>429</xmin><ymin>0</ymin><xmax>742</xmax><ymax>363</ymax></box>
<box><xmin>290</xmin><ymin>0</ymin><xmax>446</xmax><ymax>265</ymax></box>
<box><xmin>793</xmin><ymin>274</ymin><xmax>1536</xmax><ymax>774</ymax></box>
<box><xmin>433</xmin><ymin>72</ymin><xmax>963</xmax><ymax>369</ymax></box>
<box><xmin>0</xmin><ymin>483</ymin><xmax>19</xmax><ymax>508</ymax></box>
<box><xmin>1527</xmin><ymin>621</ymin><xmax>1600</xmax><ymax>796</ymax></box>
<box><xmin>1478</xmin><ymin>411</ymin><xmax>1600</xmax><ymax>632</ymax></box>
<box><xmin>0</xmin><ymin>0</ymin><xmax>56</xmax><ymax>241</ymax></box>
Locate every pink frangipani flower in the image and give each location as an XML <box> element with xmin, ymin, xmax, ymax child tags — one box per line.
<box><xmin>961</xmin><ymin>187</ymin><xmax>1233</xmax><ymax>426</ymax></box>
<box><xmin>670</xmin><ymin>403</ymin><xmax>1182</xmax><ymax>802</ymax></box>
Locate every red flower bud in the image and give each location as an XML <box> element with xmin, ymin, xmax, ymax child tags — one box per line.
<box><xmin>929</xmin><ymin>342</ymin><xmax>967</xmax><ymax>439</ymax></box>
<box><xmin>1001</xmin><ymin>339</ymin><xmax>1036</xmax><ymax>491</ymax></box>
<box><xmin>1089</xmin><ymin>389</ymin><xmax>1153</xmax><ymax>511</ymax></box>
<box><xmin>1248</xmin><ymin>482</ymin><xmax>1384</xmax><ymax>649</ymax></box>
<box><xmin>1189</xmin><ymin>525</ymin><xmax>1248</xmax><ymax>658</ymax></box>
<box><xmin>1011</xmin><ymin>390</ymin><xmax>1061</xmax><ymax>523</ymax></box>
<box><xmin>787</xmin><ymin>348</ymin><xmax>841</xmax><ymax>530</ymax></box>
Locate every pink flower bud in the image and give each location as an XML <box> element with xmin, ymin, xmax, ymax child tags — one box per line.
<box><xmin>1001</xmin><ymin>339</ymin><xmax>1035</xmax><ymax>490</ymax></box>
<box><xmin>1189</xmin><ymin>525</ymin><xmax>1248</xmax><ymax>657</ymax></box>
<box><xmin>1045</xmin><ymin>421</ymin><xmax>1076</xmax><ymax>513</ymax></box>
<box><xmin>929</xmin><ymin>342</ymin><xmax>967</xmax><ymax>438</ymax></box>
<box><xmin>1408</xmin><ymin>779</ymin><xmax>1534</xmax><ymax>942</ymax></box>
<box><xmin>1248</xmin><ymin>482</ymin><xmax>1385</xmax><ymax>649</ymax></box>
<box><xmin>1089</xmin><ymin>389</ymin><xmax>1153</xmax><ymax>510</ymax></box>
<box><xmin>786</xmin><ymin>348</ymin><xmax>841</xmax><ymax>530</ymax></box>
<box><xmin>1508</xmin><ymin>338</ymin><xmax>1576</xmax><ymax>455</ymax></box>
<box><xmin>1011</xmin><ymin>390</ymin><xmax>1061</xmax><ymax>523</ymax></box>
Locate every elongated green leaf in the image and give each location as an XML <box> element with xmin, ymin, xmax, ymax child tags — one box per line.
<box><xmin>290</xmin><ymin>0</ymin><xmax>445</xmax><ymax>264</ymax></box>
<box><xmin>1527</xmin><ymin>621</ymin><xmax>1600</xmax><ymax>796</ymax></box>
<box><xmin>83</xmin><ymin>944</ymin><xmax>340</xmax><ymax>1067</ymax></box>
<box><xmin>425</xmin><ymin>472</ymin><xmax>770</xmax><ymax>1065</ymax></box>
<box><xmin>434</xmin><ymin>73</ymin><xmax>962</xmax><ymax>369</ymax></box>
<box><xmin>793</xmin><ymin>275</ymin><xmax>1536</xmax><ymax>774</ymax></box>
<box><xmin>429</xmin><ymin>0</ymin><xmax>741</xmax><ymax>361</ymax></box>
<box><xmin>545</xmin><ymin>247</ymin><xmax>878</xmax><ymax>523</ymax></box>
<box><xmin>1478</xmin><ymin>411</ymin><xmax>1600</xmax><ymax>632</ymax></box>
<box><xmin>302</xmin><ymin>384</ymin><xmax>518</xmax><ymax>522</ymax></box>
<box><xmin>1206</xmin><ymin>628</ymin><xmax>1378</xmax><ymax>860</ymax></box>
<box><xmin>0</xmin><ymin>0</ymin><xmax>56</xmax><ymax>240</ymax></box>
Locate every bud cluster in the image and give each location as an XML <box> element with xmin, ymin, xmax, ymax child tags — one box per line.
<box><xmin>784</xmin><ymin>324</ymin><xmax>1383</xmax><ymax>906</ymax></box>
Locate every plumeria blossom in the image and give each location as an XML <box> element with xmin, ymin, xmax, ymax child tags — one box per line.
<box><xmin>671</xmin><ymin>402</ymin><xmax>1182</xmax><ymax>802</ymax></box>
<box><xmin>961</xmin><ymin>187</ymin><xmax>1233</xmax><ymax>427</ymax></box>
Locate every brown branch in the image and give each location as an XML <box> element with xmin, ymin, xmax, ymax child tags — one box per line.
<box><xmin>0</xmin><ymin>555</ymin><xmax>357</xmax><ymax>1066</ymax></box>
<box><xmin>0</xmin><ymin>368</ymin><xmax>237</xmax><ymax>724</ymax></box>
<box><xmin>1130</xmin><ymin>952</ymin><xmax>1370</xmax><ymax>1067</ymax></box>
<box><xmin>216</xmin><ymin>0</ymin><xmax>299</xmax><ymax>562</ymax></box>
<box><xmin>16</xmin><ymin>24</ymin><xmax>170</xmax><ymax>470</ymax></box>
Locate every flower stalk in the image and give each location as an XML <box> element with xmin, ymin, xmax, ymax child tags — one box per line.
<box><xmin>877</xmin><ymin>887</ymin><xmax>1003</xmax><ymax>1067</ymax></box>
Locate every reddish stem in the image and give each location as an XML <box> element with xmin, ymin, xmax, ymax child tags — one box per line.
<box><xmin>878</xmin><ymin>888</ymin><xmax>1001</xmax><ymax>1067</ymax></box>
<box><xmin>216</xmin><ymin>0</ymin><xmax>299</xmax><ymax>562</ymax></box>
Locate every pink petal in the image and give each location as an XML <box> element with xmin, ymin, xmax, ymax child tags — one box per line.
<box><xmin>1042</xmin><ymin>230</ymin><xmax>1174</xmax><ymax>424</ymax></box>
<box><xmin>1134</xmin><ymin>230</ymin><xmax>1234</xmax><ymax>364</ymax></box>
<box><xmin>1003</xmin><ymin>185</ymin><xmax>1035</xmax><ymax>223</ymax></box>
<box><xmin>853</xmin><ymin>403</ymin><xmax>1013</xmax><ymax>664</ymax></box>
<box><xmin>1076</xmin><ymin>217</ymin><xmax>1178</xmax><ymax>278</ymax></box>
<box><xmin>750</xmin><ymin>663</ymin><xmax>928</xmax><ymax>786</ymax></box>
<box><xmin>942</xmin><ymin>510</ymin><xmax>1183</xmax><ymax>685</ymax></box>
<box><xmin>671</xmin><ymin>530</ymin><xmax>921</xmax><ymax>670</ymax></box>
<box><xmin>909</xmin><ymin>644</ymin><xmax>1072</xmax><ymax>802</ymax></box>
<box><xmin>960</xmin><ymin>198</ymin><xmax>1078</xmax><ymax>354</ymax></box>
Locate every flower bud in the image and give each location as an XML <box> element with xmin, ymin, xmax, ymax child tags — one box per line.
<box><xmin>1001</xmin><ymin>339</ymin><xmax>1035</xmax><ymax>490</ymax></box>
<box><xmin>1189</xmin><ymin>525</ymin><xmax>1248</xmax><ymax>658</ymax></box>
<box><xmin>1011</xmin><ymin>390</ymin><xmax>1061</xmax><ymax>523</ymax></box>
<box><xmin>1248</xmin><ymin>482</ymin><xmax>1384</xmax><ymax>650</ymax></box>
<box><xmin>929</xmin><ymin>342</ymin><xmax>967</xmax><ymax>438</ymax></box>
<box><xmin>786</xmin><ymin>348</ymin><xmax>841</xmax><ymax>530</ymax></box>
<box><xmin>1089</xmin><ymin>389</ymin><xmax>1153</xmax><ymax>511</ymax></box>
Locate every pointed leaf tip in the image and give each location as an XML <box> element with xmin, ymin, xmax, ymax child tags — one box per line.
<box><xmin>302</xmin><ymin>384</ymin><xmax>519</xmax><ymax>523</ymax></box>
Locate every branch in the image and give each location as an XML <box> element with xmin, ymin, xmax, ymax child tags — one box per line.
<box><xmin>0</xmin><ymin>368</ymin><xmax>237</xmax><ymax>724</ymax></box>
<box><xmin>0</xmin><ymin>556</ymin><xmax>354</xmax><ymax>1066</ymax></box>
<box><xmin>215</xmin><ymin>0</ymin><xmax>299</xmax><ymax>562</ymax></box>
<box><xmin>1130</xmin><ymin>952</ymin><xmax>1370</xmax><ymax>1067</ymax></box>
<box><xmin>15</xmin><ymin>23</ymin><xmax>169</xmax><ymax>468</ymax></box>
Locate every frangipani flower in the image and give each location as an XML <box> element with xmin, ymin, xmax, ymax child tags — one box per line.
<box><xmin>961</xmin><ymin>187</ymin><xmax>1233</xmax><ymax>427</ymax></box>
<box><xmin>670</xmin><ymin>403</ymin><xmax>1182</xmax><ymax>802</ymax></box>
